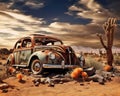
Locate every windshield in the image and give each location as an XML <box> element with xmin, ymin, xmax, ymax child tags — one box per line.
<box><xmin>34</xmin><ymin>37</ymin><xmax>63</xmax><ymax>46</ymax></box>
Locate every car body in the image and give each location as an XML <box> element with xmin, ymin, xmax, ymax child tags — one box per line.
<box><xmin>7</xmin><ymin>34</ymin><xmax>80</xmax><ymax>74</ymax></box>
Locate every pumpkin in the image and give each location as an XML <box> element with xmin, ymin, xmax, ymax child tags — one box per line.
<box><xmin>8</xmin><ymin>67</ymin><xmax>16</xmax><ymax>73</ymax></box>
<box><xmin>16</xmin><ymin>73</ymin><xmax>23</xmax><ymax>81</ymax></box>
<box><xmin>75</xmin><ymin>68</ymin><xmax>83</xmax><ymax>74</ymax></box>
<box><xmin>70</xmin><ymin>68</ymin><xmax>83</xmax><ymax>79</ymax></box>
<box><xmin>81</xmin><ymin>72</ymin><xmax>88</xmax><ymax>78</ymax></box>
<box><xmin>104</xmin><ymin>65</ymin><xmax>112</xmax><ymax>71</ymax></box>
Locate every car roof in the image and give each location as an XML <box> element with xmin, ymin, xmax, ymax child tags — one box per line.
<box><xmin>18</xmin><ymin>34</ymin><xmax>63</xmax><ymax>43</ymax></box>
<box><xmin>30</xmin><ymin>34</ymin><xmax>62</xmax><ymax>41</ymax></box>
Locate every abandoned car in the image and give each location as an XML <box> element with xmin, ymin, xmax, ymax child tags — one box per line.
<box><xmin>7</xmin><ymin>34</ymin><xmax>80</xmax><ymax>74</ymax></box>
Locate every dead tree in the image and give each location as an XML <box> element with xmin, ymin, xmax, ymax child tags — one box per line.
<box><xmin>97</xmin><ymin>18</ymin><xmax>117</xmax><ymax>66</ymax></box>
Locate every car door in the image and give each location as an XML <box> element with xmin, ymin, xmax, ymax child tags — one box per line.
<box><xmin>19</xmin><ymin>37</ymin><xmax>33</xmax><ymax>65</ymax></box>
<box><xmin>13</xmin><ymin>39</ymin><xmax>22</xmax><ymax>65</ymax></box>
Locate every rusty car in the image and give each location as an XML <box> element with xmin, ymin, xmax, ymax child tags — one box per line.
<box><xmin>7</xmin><ymin>34</ymin><xmax>80</xmax><ymax>74</ymax></box>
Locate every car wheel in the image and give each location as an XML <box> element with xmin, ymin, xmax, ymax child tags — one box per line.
<box><xmin>31</xmin><ymin>59</ymin><xmax>43</xmax><ymax>75</ymax></box>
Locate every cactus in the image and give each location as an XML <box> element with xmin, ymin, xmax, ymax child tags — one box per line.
<box><xmin>97</xmin><ymin>18</ymin><xmax>117</xmax><ymax>66</ymax></box>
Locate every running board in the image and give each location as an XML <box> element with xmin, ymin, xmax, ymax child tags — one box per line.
<box><xmin>12</xmin><ymin>64</ymin><xmax>27</xmax><ymax>68</ymax></box>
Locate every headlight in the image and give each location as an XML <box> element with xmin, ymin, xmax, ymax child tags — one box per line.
<box><xmin>49</xmin><ymin>53</ymin><xmax>56</xmax><ymax>60</ymax></box>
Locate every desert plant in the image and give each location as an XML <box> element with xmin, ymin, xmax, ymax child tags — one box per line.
<box><xmin>114</xmin><ymin>55</ymin><xmax>120</xmax><ymax>65</ymax></box>
<box><xmin>0</xmin><ymin>65</ymin><xmax>7</xmax><ymax>80</ymax></box>
<box><xmin>97</xmin><ymin>18</ymin><xmax>117</xmax><ymax>66</ymax></box>
<box><xmin>85</xmin><ymin>56</ymin><xmax>105</xmax><ymax>70</ymax></box>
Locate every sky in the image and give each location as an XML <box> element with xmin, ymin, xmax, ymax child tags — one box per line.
<box><xmin>0</xmin><ymin>0</ymin><xmax>120</xmax><ymax>49</ymax></box>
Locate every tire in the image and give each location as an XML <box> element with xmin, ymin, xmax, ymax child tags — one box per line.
<box><xmin>31</xmin><ymin>59</ymin><xmax>43</xmax><ymax>75</ymax></box>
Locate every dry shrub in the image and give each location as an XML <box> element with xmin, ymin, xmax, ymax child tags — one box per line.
<box><xmin>114</xmin><ymin>55</ymin><xmax>120</xmax><ymax>66</ymax></box>
<box><xmin>1</xmin><ymin>57</ymin><xmax>6</xmax><ymax>60</ymax></box>
<box><xmin>0</xmin><ymin>65</ymin><xmax>7</xmax><ymax>80</ymax></box>
<box><xmin>85</xmin><ymin>56</ymin><xmax>105</xmax><ymax>70</ymax></box>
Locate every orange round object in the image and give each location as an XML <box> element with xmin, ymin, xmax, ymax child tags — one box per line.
<box><xmin>75</xmin><ymin>68</ymin><xmax>83</xmax><ymax>74</ymax></box>
<box><xmin>81</xmin><ymin>72</ymin><xmax>88</xmax><ymax>78</ymax></box>
<box><xmin>16</xmin><ymin>73</ymin><xmax>23</xmax><ymax>80</ymax></box>
<box><xmin>70</xmin><ymin>68</ymin><xmax>83</xmax><ymax>79</ymax></box>
<box><xmin>8</xmin><ymin>67</ymin><xmax>16</xmax><ymax>73</ymax></box>
<box><xmin>104</xmin><ymin>65</ymin><xmax>112</xmax><ymax>71</ymax></box>
<box><xmin>70</xmin><ymin>71</ymin><xmax>78</xmax><ymax>79</ymax></box>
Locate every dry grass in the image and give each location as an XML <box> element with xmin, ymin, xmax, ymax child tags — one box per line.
<box><xmin>114</xmin><ymin>55</ymin><xmax>120</xmax><ymax>65</ymax></box>
<box><xmin>0</xmin><ymin>55</ymin><xmax>8</xmax><ymax>80</ymax></box>
<box><xmin>85</xmin><ymin>56</ymin><xmax>105</xmax><ymax>70</ymax></box>
<box><xmin>0</xmin><ymin>65</ymin><xmax>7</xmax><ymax>80</ymax></box>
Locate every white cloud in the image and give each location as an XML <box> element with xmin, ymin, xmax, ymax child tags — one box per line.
<box><xmin>68</xmin><ymin>5</ymin><xmax>83</xmax><ymax>11</ymax></box>
<box><xmin>68</xmin><ymin>0</ymin><xmax>114</xmax><ymax>24</ymax></box>
<box><xmin>52</xmin><ymin>18</ymin><xmax>59</xmax><ymax>21</ymax></box>
<box><xmin>0</xmin><ymin>10</ymin><xmax>100</xmax><ymax>48</ymax></box>
<box><xmin>0</xmin><ymin>11</ymin><xmax>46</xmax><ymax>48</ymax></box>
<box><xmin>80</xmin><ymin>0</ymin><xmax>100</xmax><ymax>11</ymax></box>
<box><xmin>25</xmin><ymin>1</ymin><xmax>44</xmax><ymax>9</ymax></box>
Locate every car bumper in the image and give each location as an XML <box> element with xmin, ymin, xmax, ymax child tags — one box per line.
<box><xmin>43</xmin><ymin>64</ymin><xmax>78</xmax><ymax>69</ymax></box>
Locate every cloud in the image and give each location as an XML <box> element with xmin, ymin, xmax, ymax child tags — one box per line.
<box><xmin>25</xmin><ymin>1</ymin><xmax>44</xmax><ymax>9</ymax></box>
<box><xmin>52</xmin><ymin>18</ymin><xmax>59</xmax><ymax>21</ymax></box>
<box><xmin>96</xmin><ymin>0</ymin><xmax>120</xmax><ymax>17</ymax></box>
<box><xmin>68</xmin><ymin>0</ymin><xmax>114</xmax><ymax>24</ymax></box>
<box><xmin>0</xmin><ymin>11</ymin><xmax>46</xmax><ymax>48</ymax></box>
<box><xmin>43</xmin><ymin>22</ymin><xmax>102</xmax><ymax>47</ymax></box>
<box><xmin>0</xmin><ymin>10</ymin><xmax>102</xmax><ymax>48</ymax></box>
<box><xmin>0</xmin><ymin>0</ymin><xmax>120</xmax><ymax>49</ymax></box>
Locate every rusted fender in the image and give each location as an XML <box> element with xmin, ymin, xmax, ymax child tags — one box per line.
<box><xmin>27</xmin><ymin>51</ymin><xmax>47</xmax><ymax>66</ymax></box>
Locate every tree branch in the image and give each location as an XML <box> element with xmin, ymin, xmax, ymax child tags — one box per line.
<box><xmin>96</xmin><ymin>33</ymin><xmax>107</xmax><ymax>50</ymax></box>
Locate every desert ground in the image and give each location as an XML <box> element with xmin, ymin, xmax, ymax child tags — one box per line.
<box><xmin>0</xmin><ymin>54</ymin><xmax>120</xmax><ymax>96</ymax></box>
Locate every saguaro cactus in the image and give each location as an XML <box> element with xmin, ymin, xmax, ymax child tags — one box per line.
<box><xmin>97</xmin><ymin>18</ymin><xmax>117</xmax><ymax>66</ymax></box>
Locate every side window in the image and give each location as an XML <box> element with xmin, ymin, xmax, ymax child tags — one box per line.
<box><xmin>35</xmin><ymin>38</ymin><xmax>42</xmax><ymax>46</ymax></box>
<box><xmin>54</xmin><ymin>41</ymin><xmax>62</xmax><ymax>45</ymax></box>
<box><xmin>22</xmin><ymin>38</ymin><xmax>32</xmax><ymax>48</ymax></box>
<box><xmin>15</xmin><ymin>40</ymin><xmax>21</xmax><ymax>49</ymax></box>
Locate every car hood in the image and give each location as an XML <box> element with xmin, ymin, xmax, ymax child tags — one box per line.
<box><xmin>34</xmin><ymin>45</ymin><xmax>73</xmax><ymax>53</ymax></box>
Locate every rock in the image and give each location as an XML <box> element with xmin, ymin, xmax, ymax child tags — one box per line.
<box><xmin>80</xmin><ymin>83</ymin><xmax>84</xmax><ymax>86</ymax></box>
<box><xmin>40</xmin><ymin>78</ymin><xmax>46</xmax><ymax>84</ymax></box>
<box><xmin>34</xmin><ymin>82</ymin><xmax>40</xmax><ymax>86</ymax></box>
<box><xmin>88</xmin><ymin>74</ymin><xmax>105</xmax><ymax>85</ymax></box>
<box><xmin>84</xmin><ymin>67</ymin><xmax>96</xmax><ymax>76</ymax></box>
<box><xmin>59</xmin><ymin>81</ymin><xmax>63</xmax><ymax>84</ymax></box>
<box><xmin>48</xmin><ymin>82</ymin><xmax>55</xmax><ymax>87</ymax></box>
<box><xmin>0</xmin><ymin>83</ymin><xmax>9</xmax><ymax>90</ymax></box>
<box><xmin>45</xmin><ymin>77</ymin><xmax>51</xmax><ymax>83</ymax></box>
<box><xmin>2</xmin><ymin>89</ymin><xmax>8</xmax><ymax>93</ymax></box>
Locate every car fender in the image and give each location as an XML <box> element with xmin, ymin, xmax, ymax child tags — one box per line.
<box><xmin>27</xmin><ymin>51</ymin><xmax>47</xmax><ymax>66</ymax></box>
<box><xmin>7</xmin><ymin>53</ymin><xmax>14</xmax><ymax>64</ymax></box>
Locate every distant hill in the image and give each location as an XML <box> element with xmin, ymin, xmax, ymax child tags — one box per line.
<box><xmin>0</xmin><ymin>48</ymin><xmax>10</xmax><ymax>55</ymax></box>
